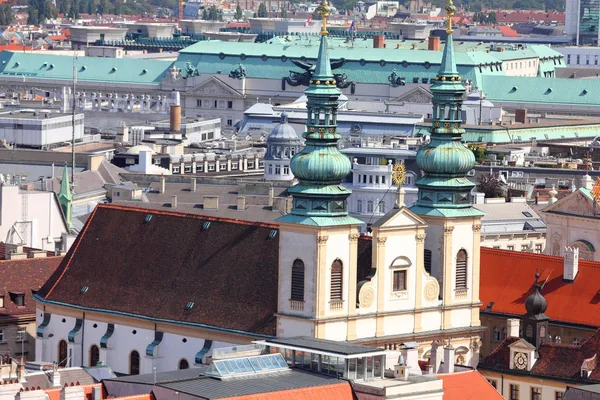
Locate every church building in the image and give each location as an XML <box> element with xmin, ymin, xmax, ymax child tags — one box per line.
<box><xmin>33</xmin><ymin>1</ymin><xmax>485</xmax><ymax>374</ymax></box>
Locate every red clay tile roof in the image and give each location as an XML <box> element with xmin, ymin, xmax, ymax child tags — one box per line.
<box><xmin>480</xmin><ymin>329</ymin><xmax>600</xmax><ymax>382</ymax></box>
<box><xmin>480</xmin><ymin>248</ymin><xmax>600</xmax><ymax>327</ymax></box>
<box><xmin>0</xmin><ymin>254</ymin><xmax>63</xmax><ymax>320</ymax></box>
<box><xmin>220</xmin><ymin>382</ymin><xmax>354</xmax><ymax>400</ymax></box>
<box><xmin>439</xmin><ymin>370</ymin><xmax>503</xmax><ymax>400</ymax></box>
<box><xmin>497</xmin><ymin>25</ymin><xmax>520</xmax><ymax>37</ymax></box>
<box><xmin>38</xmin><ymin>204</ymin><xmax>280</xmax><ymax>336</ymax></box>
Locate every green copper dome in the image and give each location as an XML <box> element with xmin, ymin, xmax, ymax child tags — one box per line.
<box><xmin>417</xmin><ymin>137</ymin><xmax>475</xmax><ymax>176</ymax></box>
<box><xmin>291</xmin><ymin>143</ymin><xmax>351</xmax><ymax>184</ymax></box>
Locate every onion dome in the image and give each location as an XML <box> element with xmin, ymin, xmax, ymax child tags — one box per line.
<box><xmin>525</xmin><ymin>272</ymin><xmax>548</xmax><ymax>316</ymax></box>
<box><xmin>417</xmin><ymin>138</ymin><xmax>475</xmax><ymax>176</ymax></box>
<box><xmin>290</xmin><ymin>144</ymin><xmax>351</xmax><ymax>184</ymax></box>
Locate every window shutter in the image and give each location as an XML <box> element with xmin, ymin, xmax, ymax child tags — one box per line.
<box><xmin>291</xmin><ymin>260</ymin><xmax>305</xmax><ymax>302</ymax></box>
<box><xmin>331</xmin><ymin>260</ymin><xmax>343</xmax><ymax>300</ymax></box>
<box><xmin>456</xmin><ymin>250</ymin><xmax>467</xmax><ymax>289</ymax></box>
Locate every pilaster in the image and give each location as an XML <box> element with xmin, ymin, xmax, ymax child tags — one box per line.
<box><xmin>375</xmin><ymin>235</ymin><xmax>387</xmax><ymax>337</ymax></box>
<box><xmin>347</xmin><ymin>232</ymin><xmax>360</xmax><ymax>340</ymax></box>
<box><xmin>316</xmin><ymin>234</ymin><xmax>329</xmax><ymax>319</ymax></box>
<box><xmin>414</xmin><ymin>231</ymin><xmax>426</xmax><ymax>333</ymax></box>
<box><xmin>442</xmin><ymin>225</ymin><xmax>454</xmax><ymax>330</ymax></box>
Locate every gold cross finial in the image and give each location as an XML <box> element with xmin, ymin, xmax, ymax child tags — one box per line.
<box><xmin>317</xmin><ymin>0</ymin><xmax>330</xmax><ymax>36</ymax></box>
<box><xmin>445</xmin><ymin>0</ymin><xmax>456</xmax><ymax>34</ymax></box>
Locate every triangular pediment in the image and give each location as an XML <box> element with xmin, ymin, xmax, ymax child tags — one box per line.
<box><xmin>391</xmin><ymin>86</ymin><xmax>433</xmax><ymax>104</ymax></box>
<box><xmin>509</xmin><ymin>338</ymin><xmax>536</xmax><ymax>350</ymax></box>
<box><xmin>192</xmin><ymin>77</ymin><xmax>243</xmax><ymax>98</ymax></box>
<box><xmin>542</xmin><ymin>188</ymin><xmax>596</xmax><ymax>217</ymax></box>
<box><xmin>372</xmin><ymin>205</ymin><xmax>427</xmax><ymax>230</ymax></box>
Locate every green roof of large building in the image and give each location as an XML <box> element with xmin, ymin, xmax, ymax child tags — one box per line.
<box><xmin>482</xmin><ymin>75</ymin><xmax>600</xmax><ymax>106</ymax></box>
<box><xmin>0</xmin><ymin>51</ymin><xmax>173</xmax><ymax>84</ymax></box>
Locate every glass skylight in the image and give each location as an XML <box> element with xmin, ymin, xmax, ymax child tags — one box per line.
<box><xmin>205</xmin><ymin>353</ymin><xmax>288</xmax><ymax>379</ymax></box>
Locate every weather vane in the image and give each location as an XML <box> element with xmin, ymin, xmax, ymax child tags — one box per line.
<box><xmin>445</xmin><ymin>0</ymin><xmax>456</xmax><ymax>34</ymax></box>
<box><xmin>317</xmin><ymin>0</ymin><xmax>330</xmax><ymax>36</ymax></box>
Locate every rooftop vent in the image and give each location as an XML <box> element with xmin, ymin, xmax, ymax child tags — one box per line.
<box><xmin>268</xmin><ymin>230</ymin><xmax>277</xmax><ymax>239</ymax></box>
<box><xmin>583</xmin><ymin>89</ymin><xmax>588</xmax><ymax>95</ymax></box>
<box><xmin>42</xmin><ymin>62</ymin><xmax>47</xmax><ymax>66</ymax></box>
<box><xmin>185</xmin><ymin>301</ymin><xmax>194</xmax><ymax>310</ymax></box>
<box><xmin>202</xmin><ymin>221</ymin><xmax>211</xmax><ymax>230</ymax></box>
<box><xmin>49</xmin><ymin>64</ymin><xmax>54</xmax><ymax>69</ymax></box>
<box><xmin>547</xmin><ymin>88</ymin><xmax>553</xmax><ymax>93</ymax></box>
<box><xmin>144</xmin><ymin>214</ymin><xmax>153</xmax><ymax>224</ymax></box>
<box><xmin>13</xmin><ymin>62</ymin><xmax>19</xmax><ymax>67</ymax></box>
<box><xmin>511</xmin><ymin>86</ymin><xmax>518</xmax><ymax>91</ymax></box>
<box><xmin>81</xmin><ymin>66</ymin><xmax>86</xmax><ymax>71</ymax></box>
<box><xmin>111</xmin><ymin>67</ymin><xmax>117</xmax><ymax>72</ymax></box>
<box><xmin>142</xmin><ymin>69</ymin><xmax>147</xmax><ymax>74</ymax></box>
<box><xmin>80</xmin><ymin>286</ymin><xmax>89</xmax><ymax>294</ymax></box>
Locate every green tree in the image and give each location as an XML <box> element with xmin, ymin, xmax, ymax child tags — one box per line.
<box><xmin>488</xmin><ymin>11</ymin><xmax>497</xmax><ymax>24</ymax></box>
<box><xmin>311</xmin><ymin>8</ymin><xmax>322</xmax><ymax>19</ymax></box>
<box><xmin>201</xmin><ymin>8</ymin><xmax>208</xmax><ymax>19</ymax></box>
<box><xmin>0</xmin><ymin>4</ymin><xmax>13</xmax><ymax>25</ymax></box>
<box><xmin>209</xmin><ymin>5</ymin><xmax>218</xmax><ymax>20</ymax></box>
<box><xmin>27</xmin><ymin>7</ymin><xmax>38</xmax><ymax>24</ymax></box>
<box><xmin>477</xmin><ymin>173</ymin><xmax>507</xmax><ymax>198</ymax></box>
<box><xmin>235</xmin><ymin>4</ymin><xmax>242</xmax><ymax>20</ymax></box>
<box><xmin>257</xmin><ymin>2</ymin><xmax>267</xmax><ymax>17</ymax></box>
<box><xmin>281</xmin><ymin>7</ymin><xmax>286</xmax><ymax>18</ymax></box>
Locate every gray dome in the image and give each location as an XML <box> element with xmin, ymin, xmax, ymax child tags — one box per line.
<box><xmin>267</xmin><ymin>112</ymin><xmax>300</xmax><ymax>142</ymax></box>
<box><xmin>525</xmin><ymin>272</ymin><xmax>548</xmax><ymax>316</ymax></box>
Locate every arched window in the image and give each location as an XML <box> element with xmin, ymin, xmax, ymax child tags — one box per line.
<box><xmin>130</xmin><ymin>350</ymin><xmax>140</xmax><ymax>375</ymax></box>
<box><xmin>89</xmin><ymin>345</ymin><xmax>100</xmax><ymax>367</ymax></box>
<box><xmin>291</xmin><ymin>259</ymin><xmax>305</xmax><ymax>302</ymax></box>
<box><xmin>357</xmin><ymin>200</ymin><xmax>363</xmax><ymax>213</ymax></box>
<box><xmin>555</xmin><ymin>336</ymin><xmax>561</xmax><ymax>343</ymax></box>
<box><xmin>179</xmin><ymin>359</ymin><xmax>189</xmax><ymax>370</ymax></box>
<box><xmin>501</xmin><ymin>327</ymin><xmax>507</xmax><ymax>340</ymax></box>
<box><xmin>539</xmin><ymin>325</ymin><xmax>546</xmax><ymax>339</ymax></box>
<box><xmin>58</xmin><ymin>340</ymin><xmax>68</xmax><ymax>366</ymax></box>
<box><xmin>526</xmin><ymin>325</ymin><xmax>533</xmax><ymax>339</ymax></box>
<box><xmin>455</xmin><ymin>250</ymin><xmax>467</xmax><ymax>289</ymax></box>
<box><xmin>330</xmin><ymin>259</ymin><xmax>343</xmax><ymax>301</ymax></box>
<box><xmin>424</xmin><ymin>249</ymin><xmax>432</xmax><ymax>274</ymax></box>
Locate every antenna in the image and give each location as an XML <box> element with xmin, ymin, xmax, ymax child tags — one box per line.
<box><xmin>71</xmin><ymin>53</ymin><xmax>77</xmax><ymax>189</ymax></box>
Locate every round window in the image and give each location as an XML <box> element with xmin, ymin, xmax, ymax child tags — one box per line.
<box><xmin>218</xmin><ymin>52</ymin><xmax>225</xmax><ymax>60</ymax></box>
<box><xmin>359</xmin><ymin>59</ymin><xmax>366</xmax><ymax>66</ymax></box>
<box><xmin>240</xmin><ymin>53</ymin><xmax>246</xmax><ymax>60</ymax></box>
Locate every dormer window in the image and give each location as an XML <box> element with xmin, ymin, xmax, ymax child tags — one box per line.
<box><xmin>15</xmin><ymin>294</ymin><xmax>24</xmax><ymax>306</ymax></box>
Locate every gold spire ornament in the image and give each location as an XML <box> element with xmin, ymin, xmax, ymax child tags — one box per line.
<box><xmin>392</xmin><ymin>163</ymin><xmax>407</xmax><ymax>208</ymax></box>
<box><xmin>445</xmin><ymin>0</ymin><xmax>456</xmax><ymax>34</ymax></box>
<box><xmin>392</xmin><ymin>163</ymin><xmax>406</xmax><ymax>186</ymax></box>
<box><xmin>317</xmin><ymin>0</ymin><xmax>331</xmax><ymax>36</ymax></box>
<box><xmin>592</xmin><ymin>177</ymin><xmax>600</xmax><ymax>203</ymax></box>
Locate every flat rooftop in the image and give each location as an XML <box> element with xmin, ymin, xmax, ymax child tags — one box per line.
<box><xmin>258</xmin><ymin>336</ymin><xmax>386</xmax><ymax>358</ymax></box>
<box><xmin>0</xmin><ymin>110</ymin><xmax>80</xmax><ymax>120</ymax></box>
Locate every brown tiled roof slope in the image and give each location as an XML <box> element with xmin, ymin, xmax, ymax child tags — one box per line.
<box><xmin>0</xmin><ymin>255</ymin><xmax>63</xmax><ymax>320</ymax></box>
<box><xmin>479</xmin><ymin>329</ymin><xmax>600</xmax><ymax>382</ymax></box>
<box><xmin>38</xmin><ymin>204</ymin><xmax>280</xmax><ymax>336</ymax></box>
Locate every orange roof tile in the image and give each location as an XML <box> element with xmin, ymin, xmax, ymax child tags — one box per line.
<box><xmin>497</xmin><ymin>25</ymin><xmax>520</xmax><ymax>37</ymax></box>
<box><xmin>480</xmin><ymin>248</ymin><xmax>600</xmax><ymax>327</ymax></box>
<box><xmin>220</xmin><ymin>382</ymin><xmax>354</xmax><ymax>400</ymax></box>
<box><xmin>439</xmin><ymin>371</ymin><xmax>503</xmax><ymax>400</ymax></box>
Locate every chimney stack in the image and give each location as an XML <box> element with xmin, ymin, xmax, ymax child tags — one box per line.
<box><xmin>441</xmin><ymin>340</ymin><xmax>455</xmax><ymax>374</ymax></box>
<box><xmin>171</xmin><ymin>195</ymin><xmax>177</xmax><ymax>209</ymax></box>
<box><xmin>428</xmin><ymin>36</ymin><xmax>440</xmax><ymax>51</ymax></box>
<box><xmin>515</xmin><ymin>108</ymin><xmax>527</xmax><ymax>124</ymax></box>
<box><xmin>507</xmin><ymin>318</ymin><xmax>520</xmax><ymax>338</ymax></box>
<box><xmin>237</xmin><ymin>196</ymin><xmax>246</xmax><ymax>211</ymax></box>
<box><xmin>429</xmin><ymin>339</ymin><xmax>443</xmax><ymax>374</ymax></box>
<box><xmin>564</xmin><ymin>246</ymin><xmax>579</xmax><ymax>281</ymax></box>
<box><xmin>160</xmin><ymin>175</ymin><xmax>166</xmax><ymax>194</ymax></box>
<box><xmin>51</xmin><ymin>362</ymin><xmax>61</xmax><ymax>387</ymax></box>
<box><xmin>373</xmin><ymin>34</ymin><xmax>385</xmax><ymax>49</ymax></box>
<box><xmin>17</xmin><ymin>362</ymin><xmax>25</xmax><ymax>383</ymax></box>
<box><xmin>170</xmin><ymin>104</ymin><xmax>181</xmax><ymax>132</ymax></box>
<box><xmin>191</xmin><ymin>178</ymin><xmax>197</xmax><ymax>192</ymax></box>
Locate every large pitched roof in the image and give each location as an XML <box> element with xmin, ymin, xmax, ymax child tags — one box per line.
<box><xmin>438</xmin><ymin>370</ymin><xmax>503</xmax><ymax>400</ymax></box>
<box><xmin>0</xmin><ymin>251</ymin><xmax>63</xmax><ymax>320</ymax></box>
<box><xmin>480</xmin><ymin>248</ymin><xmax>600</xmax><ymax>327</ymax></box>
<box><xmin>38</xmin><ymin>204</ymin><xmax>280</xmax><ymax>336</ymax></box>
<box><xmin>0</xmin><ymin>51</ymin><xmax>172</xmax><ymax>85</ymax></box>
<box><xmin>479</xmin><ymin>329</ymin><xmax>600</xmax><ymax>382</ymax></box>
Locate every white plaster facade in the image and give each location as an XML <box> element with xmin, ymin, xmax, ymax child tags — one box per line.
<box><xmin>35</xmin><ymin>306</ymin><xmax>251</xmax><ymax>375</ymax></box>
<box><xmin>542</xmin><ymin>188</ymin><xmax>600</xmax><ymax>261</ymax></box>
<box><xmin>0</xmin><ymin>184</ymin><xmax>70</xmax><ymax>252</ymax></box>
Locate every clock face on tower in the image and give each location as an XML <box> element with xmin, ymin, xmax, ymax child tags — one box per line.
<box><xmin>514</xmin><ymin>352</ymin><xmax>528</xmax><ymax>370</ymax></box>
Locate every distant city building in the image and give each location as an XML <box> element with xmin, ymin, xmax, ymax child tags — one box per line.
<box><xmin>263</xmin><ymin>112</ymin><xmax>303</xmax><ymax>181</ymax></box>
<box><xmin>0</xmin><ymin>110</ymin><xmax>84</xmax><ymax>149</ymax></box>
<box><xmin>566</xmin><ymin>0</ymin><xmax>600</xmax><ymax>45</ymax></box>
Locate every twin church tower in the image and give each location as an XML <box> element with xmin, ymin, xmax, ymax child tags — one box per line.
<box><xmin>275</xmin><ymin>0</ymin><xmax>484</xmax><ymax>366</ymax></box>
